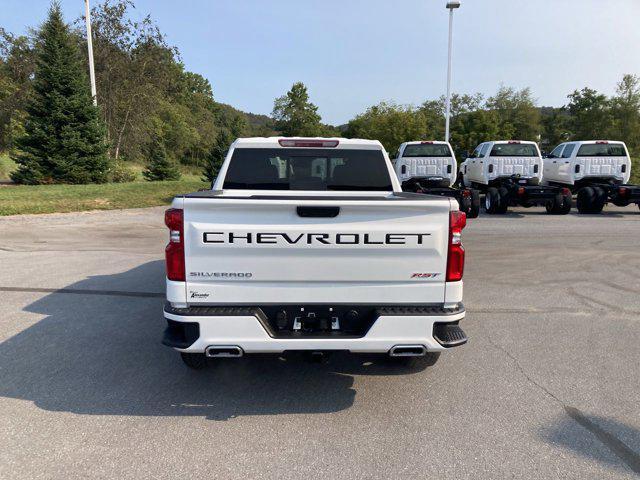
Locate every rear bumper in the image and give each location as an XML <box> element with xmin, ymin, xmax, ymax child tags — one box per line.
<box><xmin>162</xmin><ymin>304</ymin><xmax>466</xmax><ymax>354</ymax></box>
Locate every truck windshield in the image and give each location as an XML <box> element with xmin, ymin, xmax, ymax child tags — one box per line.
<box><xmin>490</xmin><ymin>144</ymin><xmax>538</xmax><ymax>157</ymax></box>
<box><xmin>402</xmin><ymin>144</ymin><xmax>452</xmax><ymax>157</ymax></box>
<box><xmin>222</xmin><ymin>148</ymin><xmax>393</xmax><ymax>191</ymax></box>
<box><xmin>577</xmin><ymin>143</ymin><xmax>626</xmax><ymax>157</ymax></box>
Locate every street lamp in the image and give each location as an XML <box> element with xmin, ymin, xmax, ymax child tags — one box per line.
<box><xmin>444</xmin><ymin>0</ymin><xmax>460</xmax><ymax>143</ymax></box>
<box><xmin>84</xmin><ymin>0</ymin><xmax>97</xmax><ymax>106</ymax></box>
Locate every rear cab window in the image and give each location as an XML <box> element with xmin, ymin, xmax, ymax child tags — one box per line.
<box><xmin>222</xmin><ymin>148</ymin><xmax>393</xmax><ymax>191</ymax></box>
<box><xmin>490</xmin><ymin>143</ymin><xmax>538</xmax><ymax>157</ymax></box>
<box><xmin>577</xmin><ymin>143</ymin><xmax>627</xmax><ymax>157</ymax></box>
<box><xmin>402</xmin><ymin>143</ymin><xmax>452</xmax><ymax>157</ymax></box>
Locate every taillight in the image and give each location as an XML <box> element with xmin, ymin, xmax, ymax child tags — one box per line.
<box><xmin>446</xmin><ymin>210</ymin><xmax>466</xmax><ymax>282</ymax></box>
<box><xmin>619</xmin><ymin>187</ymin><xmax>628</xmax><ymax>196</ymax></box>
<box><xmin>165</xmin><ymin>208</ymin><xmax>185</xmax><ymax>281</ymax></box>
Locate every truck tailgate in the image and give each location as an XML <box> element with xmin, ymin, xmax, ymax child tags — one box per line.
<box><xmin>181</xmin><ymin>196</ymin><xmax>451</xmax><ymax>305</ymax></box>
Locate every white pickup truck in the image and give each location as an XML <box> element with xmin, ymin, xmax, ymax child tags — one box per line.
<box><xmin>461</xmin><ymin>140</ymin><xmax>572</xmax><ymax>214</ymax></box>
<box><xmin>393</xmin><ymin>141</ymin><xmax>480</xmax><ymax>218</ymax></box>
<box><xmin>162</xmin><ymin>137</ymin><xmax>468</xmax><ymax>369</ymax></box>
<box><xmin>543</xmin><ymin>140</ymin><xmax>639</xmax><ymax>214</ymax></box>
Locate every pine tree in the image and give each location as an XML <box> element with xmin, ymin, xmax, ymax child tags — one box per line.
<box><xmin>202</xmin><ymin>129</ymin><xmax>234</xmax><ymax>184</ymax></box>
<box><xmin>11</xmin><ymin>2</ymin><xmax>109</xmax><ymax>184</ymax></box>
<box><xmin>143</xmin><ymin>134</ymin><xmax>181</xmax><ymax>181</ymax></box>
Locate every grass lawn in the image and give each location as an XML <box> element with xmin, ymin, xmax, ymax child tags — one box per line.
<box><xmin>0</xmin><ymin>153</ymin><xmax>16</xmax><ymax>180</ymax></box>
<box><xmin>0</xmin><ymin>176</ymin><xmax>208</xmax><ymax>216</ymax></box>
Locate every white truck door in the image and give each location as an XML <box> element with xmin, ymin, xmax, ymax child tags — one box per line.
<box><xmin>559</xmin><ymin>143</ymin><xmax>576</xmax><ymax>182</ymax></box>
<box><xmin>544</xmin><ymin>144</ymin><xmax>566</xmax><ymax>183</ymax></box>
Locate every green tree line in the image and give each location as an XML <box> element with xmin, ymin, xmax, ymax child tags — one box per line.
<box><xmin>1</xmin><ymin>1</ymin><xmax>638</xmax><ymax>185</ymax></box>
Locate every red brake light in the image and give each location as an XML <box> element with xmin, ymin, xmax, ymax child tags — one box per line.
<box><xmin>421</xmin><ymin>141</ymin><xmax>434</xmax><ymax>144</ymax></box>
<box><xmin>165</xmin><ymin>208</ymin><xmax>185</xmax><ymax>281</ymax></box>
<box><xmin>562</xmin><ymin>188</ymin><xmax>571</xmax><ymax>196</ymax></box>
<box><xmin>596</xmin><ymin>141</ymin><xmax>609</xmax><ymax>144</ymax></box>
<box><xmin>518</xmin><ymin>187</ymin><xmax>525</xmax><ymax>195</ymax></box>
<box><xmin>278</xmin><ymin>139</ymin><xmax>339</xmax><ymax>148</ymax></box>
<box><xmin>619</xmin><ymin>187</ymin><xmax>628</xmax><ymax>196</ymax></box>
<box><xmin>446</xmin><ymin>211</ymin><xmax>466</xmax><ymax>282</ymax></box>
<box><xmin>508</xmin><ymin>140</ymin><xmax>521</xmax><ymax>144</ymax></box>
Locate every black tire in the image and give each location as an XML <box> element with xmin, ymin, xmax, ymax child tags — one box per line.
<box><xmin>546</xmin><ymin>191</ymin><xmax>572</xmax><ymax>215</ymax></box>
<box><xmin>497</xmin><ymin>187</ymin><xmax>510</xmax><ymax>214</ymax></box>
<box><xmin>577</xmin><ymin>187</ymin><xmax>596</xmax><ymax>214</ymax></box>
<box><xmin>468</xmin><ymin>190</ymin><xmax>480</xmax><ymax>218</ymax></box>
<box><xmin>180</xmin><ymin>352</ymin><xmax>209</xmax><ymax>370</ymax></box>
<box><xmin>484</xmin><ymin>187</ymin><xmax>501</xmax><ymax>214</ymax></box>
<box><xmin>593</xmin><ymin>187</ymin><xmax>606</xmax><ymax>213</ymax></box>
<box><xmin>387</xmin><ymin>352</ymin><xmax>441</xmax><ymax>369</ymax></box>
<box><xmin>577</xmin><ymin>186</ymin><xmax>605</xmax><ymax>214</ymax></box>
<box><xmin>459</xmin><ymin>194</ymin><xmax>472</xmax><ymax>216</ymax></box>
<box><xmin>559</xmin><ymin>191</ymin><xmax>573</xmax><ymax>214</ymax></box>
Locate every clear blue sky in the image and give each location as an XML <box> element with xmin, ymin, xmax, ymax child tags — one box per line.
<box><xmin>4</xmin><ymin>0</ymin><xmax>640</xmax><ymax>125</ymax></box>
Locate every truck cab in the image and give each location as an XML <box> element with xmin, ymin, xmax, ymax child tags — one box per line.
<box><xmin>543</xmin><ymin>140</ymin><xmax>638</xmax><ymax>213</ymax></box>
<box><xmin>464</xmin><ymin>140</ymin><xmax>543</xmax><ymax>186</ymax></box>
<box><xmin>393</xmin><ymin>141</ymin><xmax>480</xmax><ymax>218</ymax></box>
<box><xmin>462</xmin><ymin>140</ymin><xmax>572</xmax><ymax>215</ymax></box>
<box><xmin>394</xmin><ymin>141</ymin><xmax>457</xmax><ymax>187</ymax></box>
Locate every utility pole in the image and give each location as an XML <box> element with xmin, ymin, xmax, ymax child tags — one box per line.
<box><xmin>444</xmin><ymin>1</ymin><xmax>461</xmax><ymax>142</ymax></box>
<box><xmin>85</xmin><ymin>0</ymin><xmax>97</xmax><ymax>106</ymax></box>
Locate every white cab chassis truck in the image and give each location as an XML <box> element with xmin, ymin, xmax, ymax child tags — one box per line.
<box><xmin>543</xmin><ymin>140</ymin><xmax>639</xmax><ymax>214</ymax></box>
<box><xmin>461</xmin><ymin>140</ymin><xmax>572</xmax><ymax>214</ymax></box>
<box><xmin>162</xmin><ymin>137</ymin><xmax>468</xmax><ymax>369</ymax></box>
<box><xmin>393</xmin><ymin>141</ymin><xmax>480</xmax><ymax>218</ymax></box>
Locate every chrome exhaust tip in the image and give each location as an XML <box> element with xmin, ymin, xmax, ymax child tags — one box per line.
<box><xmin>389</xmin><ymin>345</ymin><xmax>427</xmax><ymax>357</ymax></box>
<box><xmin>205</xmin><ymin>345</ymin><xmax>244</xmax><ymax>358</ymax></box>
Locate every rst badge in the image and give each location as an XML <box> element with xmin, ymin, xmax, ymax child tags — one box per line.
<box><xmin>411</xmin><ymin>273</ymin><xmax>440</xmax><ymax>279</ymax></box>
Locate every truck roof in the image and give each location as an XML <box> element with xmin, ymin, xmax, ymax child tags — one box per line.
<box><xmin>401</xmin><ymin>140</ymin><xmax>450</xmax><ymax>146</ymax></box>
<box><xmin>559</xmin><ymin>140</ymin><xmax>627</xmax><ymax>146</ymax></box>
<box><xmin>233</xmin><ymin>137</ymin><xmax>384</xmax><ymax>150</ymax></box>
<box><xmin>488</xmin><ymin>140</ymin><xmax>538</xmax><ymax>145</ymax></box>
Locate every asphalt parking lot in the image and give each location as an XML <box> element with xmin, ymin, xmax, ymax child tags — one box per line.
<box><xmin>0</xmin><ymin>205</ymin><xmax>639</xmax><ymax>479</ymax></box>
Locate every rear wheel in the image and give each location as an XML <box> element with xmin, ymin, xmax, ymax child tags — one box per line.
<box><xmin>593</xmin><ymin>187</ymin><xmax>607</xmax><ymax>213</ymax></box>
<box><xmin>497</xmin><ymin>187</ymin><xmax>510</xmax><ymax>214</ymax></box>
<box><xmin>468</xmin><ymin>190</ymin><xmax>480</xmax><ymax>218</ymax></box>
<box><xmin>546</xmin><ymin>191</ymin><xmax>572</xmax><ymax>215</ymax></box>
<box><xmin>459</xmin><ymin>194</ymin><xmax>472</xmax><ymax>216</ymax></box>
<box><xmin>484</xmin><ymin>187</ymin><xmax>501</xmax><ymax>214</ymax></box>
<box><xmin>577</xmin><ymin>186</ymin><xmax>605</xmax><ymax>214</ymax></box>
<box><xmin>180</xmin><ymin>352</ymin><xmax>208</xmax><ymax>370</ymax></box>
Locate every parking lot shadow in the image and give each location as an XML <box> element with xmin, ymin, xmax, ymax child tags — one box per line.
<box><xmin>0</xmin><ymin>261</ymin><xmax>428</xmax><ymax>420</ymax></box>
<box><xmin>541</xmin><ymin>408</ymin><xmax>640</xmax><ymax>475</ymax></box>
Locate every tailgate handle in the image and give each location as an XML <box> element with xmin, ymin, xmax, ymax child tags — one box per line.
<box><xmin>296</xmin><ymin>206</ymin><xmax>340</xmax><ymax>218</ymax></box>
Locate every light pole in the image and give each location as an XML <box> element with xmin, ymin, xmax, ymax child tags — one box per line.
<box><xmin>84</xmin><ymin>0</ymin><xmax>97</xmax><ymax>106</ymax></box>
<box><xmin>444</xmin><ymin>1</ymin><xmax>460</xmax><ymax>143</ymax></box>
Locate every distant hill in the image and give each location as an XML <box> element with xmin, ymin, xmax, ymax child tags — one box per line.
<box><xmin>215</xmin><ymin>103</ymin><xmax>279</xmax><ymax>137</ymax></box>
